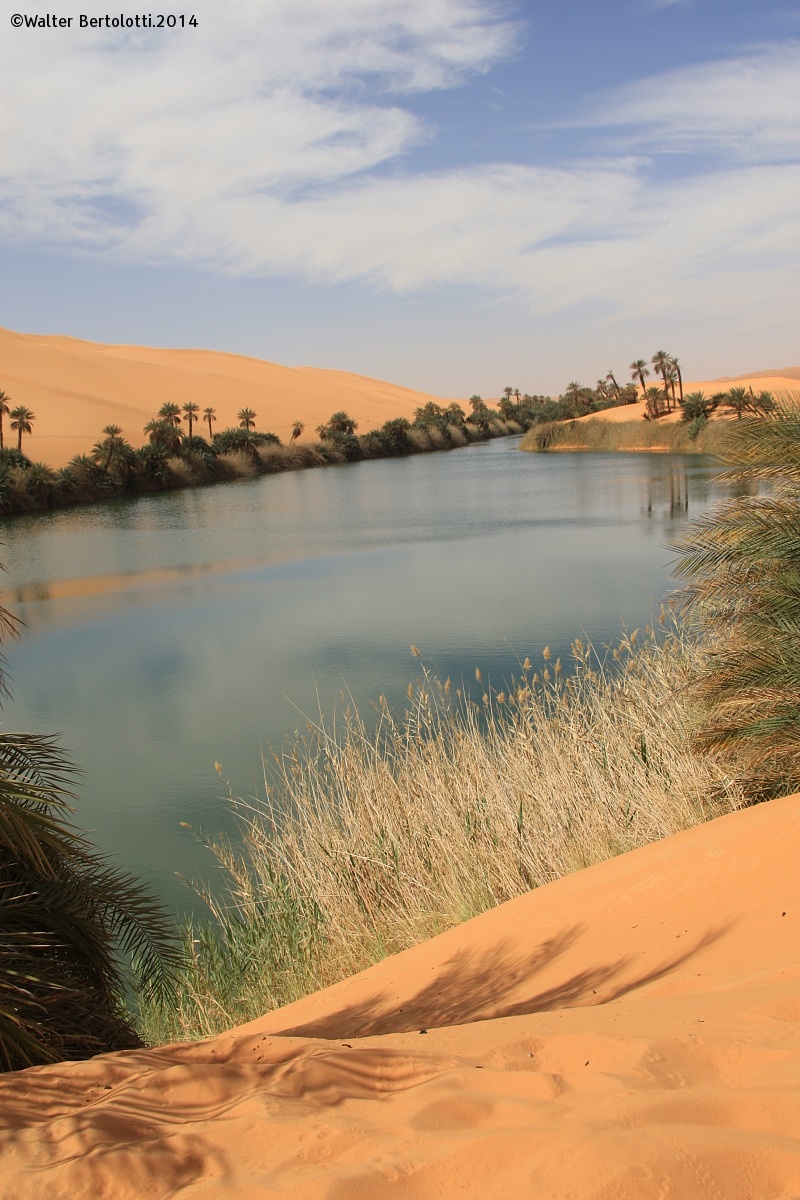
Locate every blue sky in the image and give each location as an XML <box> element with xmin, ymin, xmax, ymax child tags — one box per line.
<box><xmin>1</xmin><ymin>0</ymin><xmax>798</xmax><ymax>396</ymax></box>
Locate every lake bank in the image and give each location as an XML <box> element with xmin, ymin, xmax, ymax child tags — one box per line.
<box><xmin>520</xmin><ymin>415</ymin><xmax>733</xmax><ymax>455</ymax></box>
<box><xmin>2</xmin><ymin>443</ymin><xmax>741</xmax><ymax>915</ymax></box>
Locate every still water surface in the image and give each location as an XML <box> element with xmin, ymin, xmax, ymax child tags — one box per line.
<box><xmin>1</xmin><ymin>439</ymin><xmax>735</xmax><ymax>911</ymax></box>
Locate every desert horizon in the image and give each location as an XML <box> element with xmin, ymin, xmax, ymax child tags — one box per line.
<box><xmin>2</xmin><ymin>323</ymin><xmax>799</xmax><ymax>467</ymax></box>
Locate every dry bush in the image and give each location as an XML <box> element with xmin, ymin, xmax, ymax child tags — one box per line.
<box><xmin>446</xmin><ymin>424</ymin><xmax>468</xmax><ymax>446</ymax></box>
<box><xmin>214</xmin><ymin>451</ymin><xmax>259</xmax><ymax>480</ymax></box>
<box><xmin>137</xmin><ymin>622</ymin><xmax>745</xmax><ymax>1045</ymax></box>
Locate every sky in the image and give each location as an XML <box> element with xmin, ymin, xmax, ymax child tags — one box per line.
<box><xmin>1</xmin><ymin>0</ymin><xmax>798</xmax><ymax>397</ymax></box>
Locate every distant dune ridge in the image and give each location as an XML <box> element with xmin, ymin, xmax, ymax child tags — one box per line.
<box><xmin>0</xmin><ymin>326</ymin><xmax>450</xmax><ymax>466</ymax></box>
<box><xmin>1</xmin><ymin>794</ymin><xmax>799</xmax><ymax>1197</ymax></box>
<box><xmin>579</xmin><ymin>366</ymin><xmax>800</xmax><ymax>425</ymax></box>
<box><xmin>3</xmin><ymin>324</ymin><xmax>799</xmax><ymax>465</ymax></box>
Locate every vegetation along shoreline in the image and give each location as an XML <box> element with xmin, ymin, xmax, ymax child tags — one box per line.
<box><xmin>2</xmin><ymin>347</ymin><xmax>769</xmax><ymax>517</ymax></box>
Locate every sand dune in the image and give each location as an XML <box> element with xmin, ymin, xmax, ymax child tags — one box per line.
<box><xmin>1</xmin><ymin>793</ymin><xmax>798</xmax><ymax>1198</ymax></box>
<box><xmin>0</xmin><ymin>327</ymin><xmax>450</xmax><ymax>467</ymax></box>
<box><xmin>3</xmin><ymin>325</ymin><xmax>798</xmax><ymax>465</ymax></box>
<box><xmin>584</xmin><ymin>368</ymin><xmax>800</xmax><ymax>424</ymax></box>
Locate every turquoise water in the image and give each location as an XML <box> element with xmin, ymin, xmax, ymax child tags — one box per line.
<box><xmin>0</xmin><ymin>440</ymin><xmax>735</xmax><ymax>911</ymax></box>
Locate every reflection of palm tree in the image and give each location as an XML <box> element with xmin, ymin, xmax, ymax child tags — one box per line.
<box><xmin>203</xmin><ymin>407</ymin><xmax>216</xmax><ymax>439</ymax></box>
<box><xmin>9</xmin><ymin>406</ymin><xmax>34</xmax><ymax>452</ymax></box>
<box><xmin>290</xmin><ymin>420</ymin><xmax>304</xmax><ymax>444</ymax></box>
<box><xmin>237</xmin><ymin>407</ymin><xmax>256</xmax><ymax>431</ymax></box>
<box><xmin>0</xmin><ymin>391</ymin><xmax>11</xmax><ymax>451</ymax></box>
<box><xmin>630</xmin><ymin>359</ymin><xmax>650</xmax><ymax>399</ymax></box>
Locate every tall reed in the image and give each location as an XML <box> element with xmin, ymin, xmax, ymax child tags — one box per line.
<box><xmin>136</xmin><ymin>622</ymin><xmax>745</xmax><ymax>1045</ymax></box>
<box><xmin>522</xmin><ymin>417</ymin><xmax>732</xmax><ymax>455</ymax></box>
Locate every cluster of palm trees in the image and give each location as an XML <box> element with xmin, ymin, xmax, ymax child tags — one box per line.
<box><xmin>142</xmin><ymin>401</ymin><xmax>244</xmax><ymax>451</ymax></box>
<box><xmin>0</xmin><ymin>391</ymin><xmax>36</xmax><ymax>453</ymax></box>
<box><xmin>629</xmin><ymin>351</ymin><xmax>684</xmax><ymax>419</ymax></box>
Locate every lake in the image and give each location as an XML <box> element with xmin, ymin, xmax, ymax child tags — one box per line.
<box><xmin>1</xmin><ymin>439</ymin><xmax>736</xmax><ymax>913</ymax></box>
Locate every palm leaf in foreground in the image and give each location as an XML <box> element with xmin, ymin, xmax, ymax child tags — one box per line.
<box><xmin>673</xmin><ymin>395</ymin><xmax>800</xmax><ymax>794</ymax></box>
<box><xmin>0</xmin><ymin>731</ymin><xmax>179</xmax><ymax>1071</ymax></box>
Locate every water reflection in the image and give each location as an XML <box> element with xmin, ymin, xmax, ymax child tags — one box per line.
<box><xmin>0</xmin><ymin>443</ymin><xmax>741</xmax><ymax>911</ymax></box>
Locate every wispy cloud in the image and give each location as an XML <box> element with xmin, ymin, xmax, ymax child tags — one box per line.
<box><xmin>1</xmin><ymin>3</ymin><xmax>798</xmax><ymax>330</ymax></box>
<box><xmin>580</xmin><ymin>42</ymin><xmax>800</xmax><ymax>161</ymax></box>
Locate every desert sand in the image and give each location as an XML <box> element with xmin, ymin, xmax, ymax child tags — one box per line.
<box><xmin>584</xmin><ymin>367</ymin><xmax>800</xmax><ymax>425</ymax></box>
<box><xmin>0</xmin><ymin>793</ymin><xmax>798</xmax><ymax>1198</ymax></box>
<box><xmin>0</xmin><ymin>326</ymin><xmax>450</xmax><ymax>467</ymax></box>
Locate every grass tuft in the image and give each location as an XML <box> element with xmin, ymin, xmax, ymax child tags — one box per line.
<box><xmin>135</xmin><ymin>621</ymin><xmax>745</xmax><ymax>1046</ymax></box>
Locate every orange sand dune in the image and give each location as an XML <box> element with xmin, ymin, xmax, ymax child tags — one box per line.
<box><xmin>0</xmin><ymin>327</ymin><xmax>450</xmax><ymax>467</ymax></box>
<box><xmin>584</xmin><ymin>368</ymin><xmax>800</xmax><ymax>425</ymax></box>
<box><xmin>1</xmin><ymin>794</ymin><xmax>799</xmax><ymax>1198</ymax></box>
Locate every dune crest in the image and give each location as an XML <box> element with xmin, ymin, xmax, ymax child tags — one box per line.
<box><xmin>1</xmin><ymin>793</ymin><xmax>799</xmax><ymax>1197</ymax></box>
<box><xmin>0</xmin><ymin>326</ymin><xmax>449</xmax><ymax>467</ymax></box>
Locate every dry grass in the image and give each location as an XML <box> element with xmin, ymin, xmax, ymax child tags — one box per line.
<box><xmin>521</xmin><ymin>418</ymin><xmax>733</xmax><ymax>455</ymax></box>
<box><xmin>136</xmin><ymin>621</ymin><xmax>745</xmax><ymax>1045</ymax></box>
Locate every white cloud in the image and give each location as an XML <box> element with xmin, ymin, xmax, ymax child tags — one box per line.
<box><xmin>579</xmin><ymin>42</ymin><xmax>800</xmax><ymax>161</ymax></box>
<box><xmin>1</xmin><ymin>4</ymin><xmax>798</xmax><ymax>332</ymax></box>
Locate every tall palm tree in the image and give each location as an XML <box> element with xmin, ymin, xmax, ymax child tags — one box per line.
<box><xmin>290</xmin><ymin>420</ymin><xmax>304</xmax><ymax>444</ymax></box>
<box><xmin>0</xmin><ymin>391</ymin><xmax>11</xmax><ymax>451</ymax></box>
<box><xmin>203</xmin><ymin>407</ymin><xmax>216</xmax><ymax>440</ymax></box>
<box><xmin>157</xmin><ymin>402</ymin><xmax>182</xmax><ymax>429</ymax></box>
<box><xmin>237</xmin><ymin>407</ymin><xmax>256</xmax><ymax>432</ymax></box>
<box><xmin>9</xmin><ymin>406</ymin><xmax>34</xmax><ymax>452</ymax></box>
<box><xmin>182</xmin><ymin>401</ymin><xmax>199</xmax><ymax>445</ymax></box>
<box><xmin>669</xmin><ymin>356</ymin><xmax>684</xmax><ymax>403</ymax></box>
<box><xmin>630</xmin><ymin>360</ymin><xmax>650</xmax><ymax>399</ymax></box>
<box><xmin>606</xmin><ymin>370</ymin><xmax>621</xmax><ymax>398</ymax></box>
<box><xmin>673</xmin><ymin>399</ymin><xmax>800</xmax><ymax>793</ymax></box>
<box><xmin>651</xmin><ymin>351</ymin><xmax>673</xmax><ymax>412</ymax></box>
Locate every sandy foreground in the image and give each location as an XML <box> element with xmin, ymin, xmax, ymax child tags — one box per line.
<box><xmin>0</xmin><ymin>326</ymin><xmax>450</xmax><ymax>467</ymax></box>
<box><xmin>0</xmin><ymin>794</ymin><xmax>798</xmax><ymax>1198</ymax></box>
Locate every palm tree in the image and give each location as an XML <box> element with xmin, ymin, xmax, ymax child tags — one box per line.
<box><xmin>606</xmin><ymin>370</ymin><xmax>621</xmax><ymax>398</ymax></box>
<box><xmin>630</xmin><ymin>359</ymin><xmax>650</xmax><ymax>399</ymax></box>
<box><xmin>182</xmin><ymin>401</ymin><xmax>200</xmax><ymax>446</ymax></box>
<box><xmin>0</xmin><ymin>391</ymin><xmax>11</xmax><ymax>451</ymax></box>
<box><xmin>644</xmin><ymin>386</ymin><xmax>667</xmax><ymax>420</ymax></box>
<box><xmin>669</xmin><ymin>356</ymin><xmax>684</xmax><ymax>403</ymax></box>
<box><xmin>157</xmin><ymin>402</ymin><xmax>181</xmax><ymax>429</ymax></box>
<box><xmin>0</xmin><ymin>589</ymin><xmax>178</xmax><ymax>1070</ymax></box>
<box><xmin>237</xmin><ymin>407</ymin><xmax>256</xmax><ymax>432</ymax></box>
<box><xmin>9</xmin><ymin>406</ymin><xmax>34</xmax><ymax>452</ymax></box>
<box><xmin>290</xmin><ymin>420</ymin><xmax>305</xmax><ymax>444</ymax></box>
<box><xmin>724</xmin><ymin>386</ymin><xmax>751</xmax><ymax>420</ymax></box>
<box><xmin>144</xmin><ymin>418</ymin><xmax>182</xmax><ymax>455</ymax></box>
<box><xmin>673</xmin><ymin>399</ymin><xmax>800</xmax><ymax>793</ymax></box>
<box><xmin>203</xmin><ymin>407</ymin><xmax>216</xmax><ymax>440</ymax></box>
<box><xmin>651</xmin><ymin>351</ymin><xmax>673</xmax><ymax>412</ymax></box>
<box><xmin>317</xmin><ymin>411</ymin><xmax>357</xmax><ymax>439</ymax></box>
<box><xmin>93</xmin><ymin>424</ymin><xmax>125</xmax><ymax>471</ymax></box>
